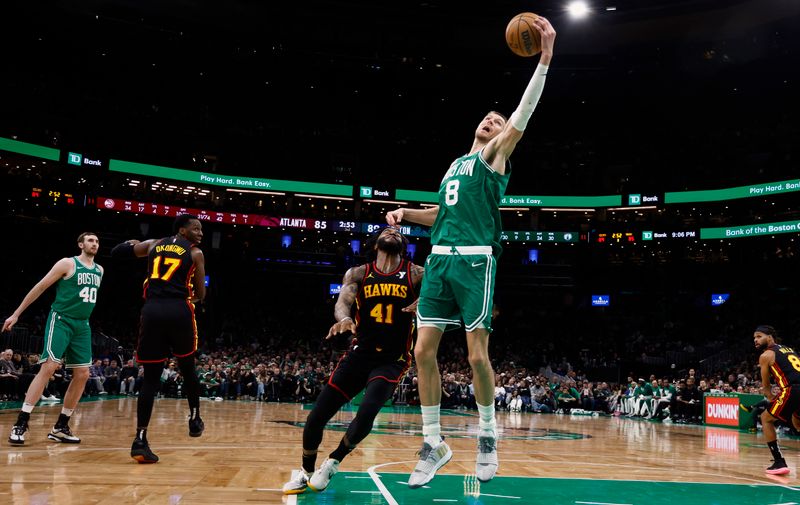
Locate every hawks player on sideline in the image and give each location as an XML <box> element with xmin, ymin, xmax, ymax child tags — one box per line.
<box><xmin>282</xmin><ymin>227</ymin><xmax>423</xmax><ymax>495</ymax></box>
<box><xmin>754</xmin><ymin>325</ymin><xmax>800</xmax><ymax>475</ymax></box>
<box><xmin>4</xmin><ymin>232</ymin><xmax>103</xmax><ymax>445</ymax></box>
<box><xmin>386</xmin><ymin>17</ymin><xmax>556</xmax><ymax>487</ymax></box>
<box><xmin>111</xmin><ymin>214</ymin><xmax>205</xmax><ymax>463</ymax></box>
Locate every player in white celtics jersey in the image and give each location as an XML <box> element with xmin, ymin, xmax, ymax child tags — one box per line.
<box><xmin>3</xmin><ymin>232</ymin><xmax>103</xmax><ymax>445</ymax></box>
<box><xmin>386</xmin><ymin>17</ymin><xmax>556</xmax><ymax>487</ymax></box>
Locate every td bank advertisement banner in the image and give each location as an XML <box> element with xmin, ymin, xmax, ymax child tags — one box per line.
<box><xmin>704</xmin><ymin>396</ymin><xmax>739</xmax><ymax>427</ymax></box>
<box><xmin>700</xmin><ymin>220</ymin><xmax>800</xmax><ymax>240</ymax></box>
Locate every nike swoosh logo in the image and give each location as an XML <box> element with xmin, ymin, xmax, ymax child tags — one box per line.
<box><xmin>471</xmin><ymin>262</ymin><xmax>485</xmax><ymax>267</ymax></box>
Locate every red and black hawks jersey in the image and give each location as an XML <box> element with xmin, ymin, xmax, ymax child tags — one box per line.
<box><xmin>143</xmin><ymin>236</ymin><xmax>198</xmax><ymax>301</ymax></box>
<box><xmin>769</xmin><ymin>344</ymin><xmax>800</xmax><ymax>388</ymax></box>
<box><xmin>354</xmin><ymin>260</ymin><xmax>416</xmax><ymax>363</ymax></box>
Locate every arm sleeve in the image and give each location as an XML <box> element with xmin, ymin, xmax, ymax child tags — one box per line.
<box><xmin>509</xmin><ymin>63</ymin><xmax>549</xmax><ymax>131</ymax></box>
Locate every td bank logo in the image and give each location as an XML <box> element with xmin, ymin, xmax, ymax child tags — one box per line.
<box><xmin>642</xmin><ymin>231</ymin><xmax>653</xmax><ymax>241</ymax></box>
<box><xmin>360</xmin><ymin>186</ymin><xmax>373</xmax><ymax>198</ymax></box>
<box><xmin>68</xmin><ymin>152</ymin><xmax>83</xmax><ymax>166</ymax></box>
<box><xmin>628</xmin><ymin>194</ymin><xmax>641</xmax><ymax>206</ymax></box>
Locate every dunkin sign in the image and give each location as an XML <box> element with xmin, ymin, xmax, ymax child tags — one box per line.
<box><xmin>704</xmin><ymin>396</ymin><xmax>739</xmax><ymax>426</ymax></box>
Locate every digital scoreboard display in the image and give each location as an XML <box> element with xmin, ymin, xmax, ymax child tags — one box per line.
<box><xmin>595</xmin><ymin>232</ymin><xmax>636</xmax><ymax>244</ymax></box>
<box><xmin>97</xmin><ymin>197</ymin><xmax>434</xmax><ymax>237</ymax></box>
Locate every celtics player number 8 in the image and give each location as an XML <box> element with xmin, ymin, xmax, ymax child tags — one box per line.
<box><xmin>445</xmin><ymin>180</ymin><xmax>460</xmax><ymax>206</ymax></box>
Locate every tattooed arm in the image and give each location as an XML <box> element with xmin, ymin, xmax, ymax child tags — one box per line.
<box><xmin>326</xmin><ymin>264</ymin><xmax>366</xmax><ymax>339</ymax></box>
<box><xmin>402</xmin><ymin>262</ymin><xmax>425</xmax><ymax>314</ymax></box>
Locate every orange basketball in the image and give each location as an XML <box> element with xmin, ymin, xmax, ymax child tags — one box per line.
<box><xmin>505</xmin><ymin>12</ymin><xmax>542</xmax><ymax>57</ymax></box>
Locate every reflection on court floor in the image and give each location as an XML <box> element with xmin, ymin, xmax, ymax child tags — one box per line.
<box><xmin>293</xmin><ymin>471</ymin><xmax>800</xmax><ymax>505</ymax></box>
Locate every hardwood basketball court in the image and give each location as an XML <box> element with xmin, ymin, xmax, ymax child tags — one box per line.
<box><xmin>1</xmin><ymin>397</ymin><xmax>798</xmax><ymax>504</ymax></box>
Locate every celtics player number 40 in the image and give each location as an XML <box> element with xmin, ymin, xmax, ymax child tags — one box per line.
<box><xmin>78</xmin><ymin>287</ymin><xmax>98</xmax><ymax>303</ymax></box>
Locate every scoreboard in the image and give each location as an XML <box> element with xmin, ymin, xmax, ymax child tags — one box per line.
<box><xmin>98</xmin><ymin>197</ymin><xmax>432</xmax><ymax>237</ymax></box>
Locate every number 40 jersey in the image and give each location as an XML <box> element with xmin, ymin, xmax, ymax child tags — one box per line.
<box><xmin>51</xmin><ymin>257</ymin><xmax>103</xmax><ymax>320</ymax></box>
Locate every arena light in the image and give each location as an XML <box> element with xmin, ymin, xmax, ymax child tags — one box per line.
<box><xmin>567</xmin><ymin>1</ymin><xmax>590</xmax><ymax>18</ymax></box>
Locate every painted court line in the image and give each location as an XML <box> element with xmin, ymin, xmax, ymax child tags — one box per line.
<box><xmin>345</xmin><ymin>475</ymin><xmax>373</xmax><ymax>479</ymax></box>
<box><xmin>433</xmin><ymin>500</ymin><xmax>458</xmax><ymax>502</ymax></box>
<box><xmin>368</xmin><ymin>460</ymin><xmax>417</xmax><ymax>505</ymax></box>
<box><xmin>350</xmin><ymin>490</ymin><xmax>381</xmax><ymax>494</ymax></box>
<box><xmin>575</xmin><ymin>501</ymin><xmax>632</xmax><ymax>505</ymax></box>
<box><xmin>481</xmin><ymin>493</ymin><xmax>521</xmax><ymax>499</ymax></box>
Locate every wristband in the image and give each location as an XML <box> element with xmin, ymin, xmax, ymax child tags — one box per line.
<box><xmin>111</xmin><ymin>241</ymin><xmax>136</xmax><ymax>258</ymax></box>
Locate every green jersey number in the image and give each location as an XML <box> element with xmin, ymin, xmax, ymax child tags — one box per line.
<box><xmin>79</xmin><ymin>287</ymin><xmax>98</xmax><ymax>304</ymax></box>
<box><xmin>445</xmin><ymin>180</ymin><xmax>460</xmax><ymax>206</ymax></box>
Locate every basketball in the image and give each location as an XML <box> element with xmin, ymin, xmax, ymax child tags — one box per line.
<box><xmin>505</xmin><ymin>12</ymin><xmax>542</xmax><ymax>57</ymax></box>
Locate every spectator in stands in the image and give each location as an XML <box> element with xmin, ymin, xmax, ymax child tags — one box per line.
<box><xmin>256</xmin><ymin>366</ymin><xmax>268</xmax><ymax>401</ymax></box>
<box><xmin>441</xmin><ymin>374</ymin><xmax>458</xmax><ymax>408</ymax></box>
<box><xmin>556</xmin><ymin>384</ymin><xmax>579</xmax><ymax>413</ymax></box>
<box><xmin>608</xmin><ymin>384</ymin><xmax>622</xmax><ymax>414</ymax></box>
<box><xmin>633</xmin><ymin>378</ymin><xmax>654</xmax><ymax>418</ymax></box>
<box><xmin>508</xmin><ymin>389</ymin><xmax>523</xmax><ymax>412</ymax></box>
<box><xmin>103</xmin><ymin>360</ymin><xmax>121</xmax><ymax>395</ymax></box>
<box><xmin>225</xmin><ymin>366</ymin><xmax>240</xmax><ymax>400</ymax></box>
<box><xmin>653</xmin><ymin>378</ymin><xmax>674</xmax><ymax>420</ymax></box>
<box><xmin>503</xmin><ymin>377</ymin><xmax>518</xmax><ymax>408</ymax></box>
<box><xmin>675</xmin><ymin>377</ymin><xmax>702</xmax><ymax>423</ymax></box>
<box><xmin>494</xmin><ymin>377</ymin><xmax>507</xmax><ymax>410</ymax></box>
<box><xmin>120</xmin><ymin>359</ymin><xmax>138</xmax><ymax>396</ymax></box>
<box><xmin>160</xmin><ymin>361</ymin><xmax>179</xmax><ymax>398</ymax></box>
<box><xmin>594</xmin><ymin>382</ymin><xmax>611</xmax><ymax>413</ymax></box>
<box><xmin>518</xmin><ymin>379</ymin><xmax>532</xmax><ymax>412</ymax></box>
<box><xmin>580</xmin><ymin>380</ymin><xmax>595</xmax><ymax>411</ymax></box>
<box><xmin>19</xmin><ymin>354</ymin><xmax>40</xmax><ymax>399</ymax></box>
<box><xmin>88</xmin><ymin>359</ymin><xmax>106</xmax><ymax>395</ymax></box>
<box><xmin>265</xmin><ymin>366</ymin><xmax>281</xmax><ymax>401</ymax></box>
<box><xmin>199</xmin><ymin>368</ymin><xmax>220</xmax><ymax>399</ymax></box>
<box><xmin>0</xmin><ymin>349</ymin><xmax>21</xmax><ymax>401</ymax></box>
<box><xmin>456</xmin><ymin>377</ymin><xmax>472</xmax><ymax>409</ymax></box>
<box><xmin>294</xmin><ymin>372</ymin><xmax>313</xmax><ymax>403</ymax></box>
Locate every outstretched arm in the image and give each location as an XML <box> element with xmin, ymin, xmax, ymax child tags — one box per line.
<box><xmin>2</xmin><ymin>258</ymin><xmax>73</xmax><ymax>332</ymax></box>
<box><xmin>111</xmin><ymin>239</ymin><xmax>160</xmax><ymax>258</ymax></box>
<box><xmin>326</xmin><ymin>264</ymin><xmax>366</xmax><ymax>339</ymax></box>
<box><xmin>483</xmin><ymin>16</ymin><xmax>557</xmax><ymax>169</ymax></box>
<box><xmin>386</xmin><ymin>206</ymin><xmax>439</xmax><ymax>227</ymax></box>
